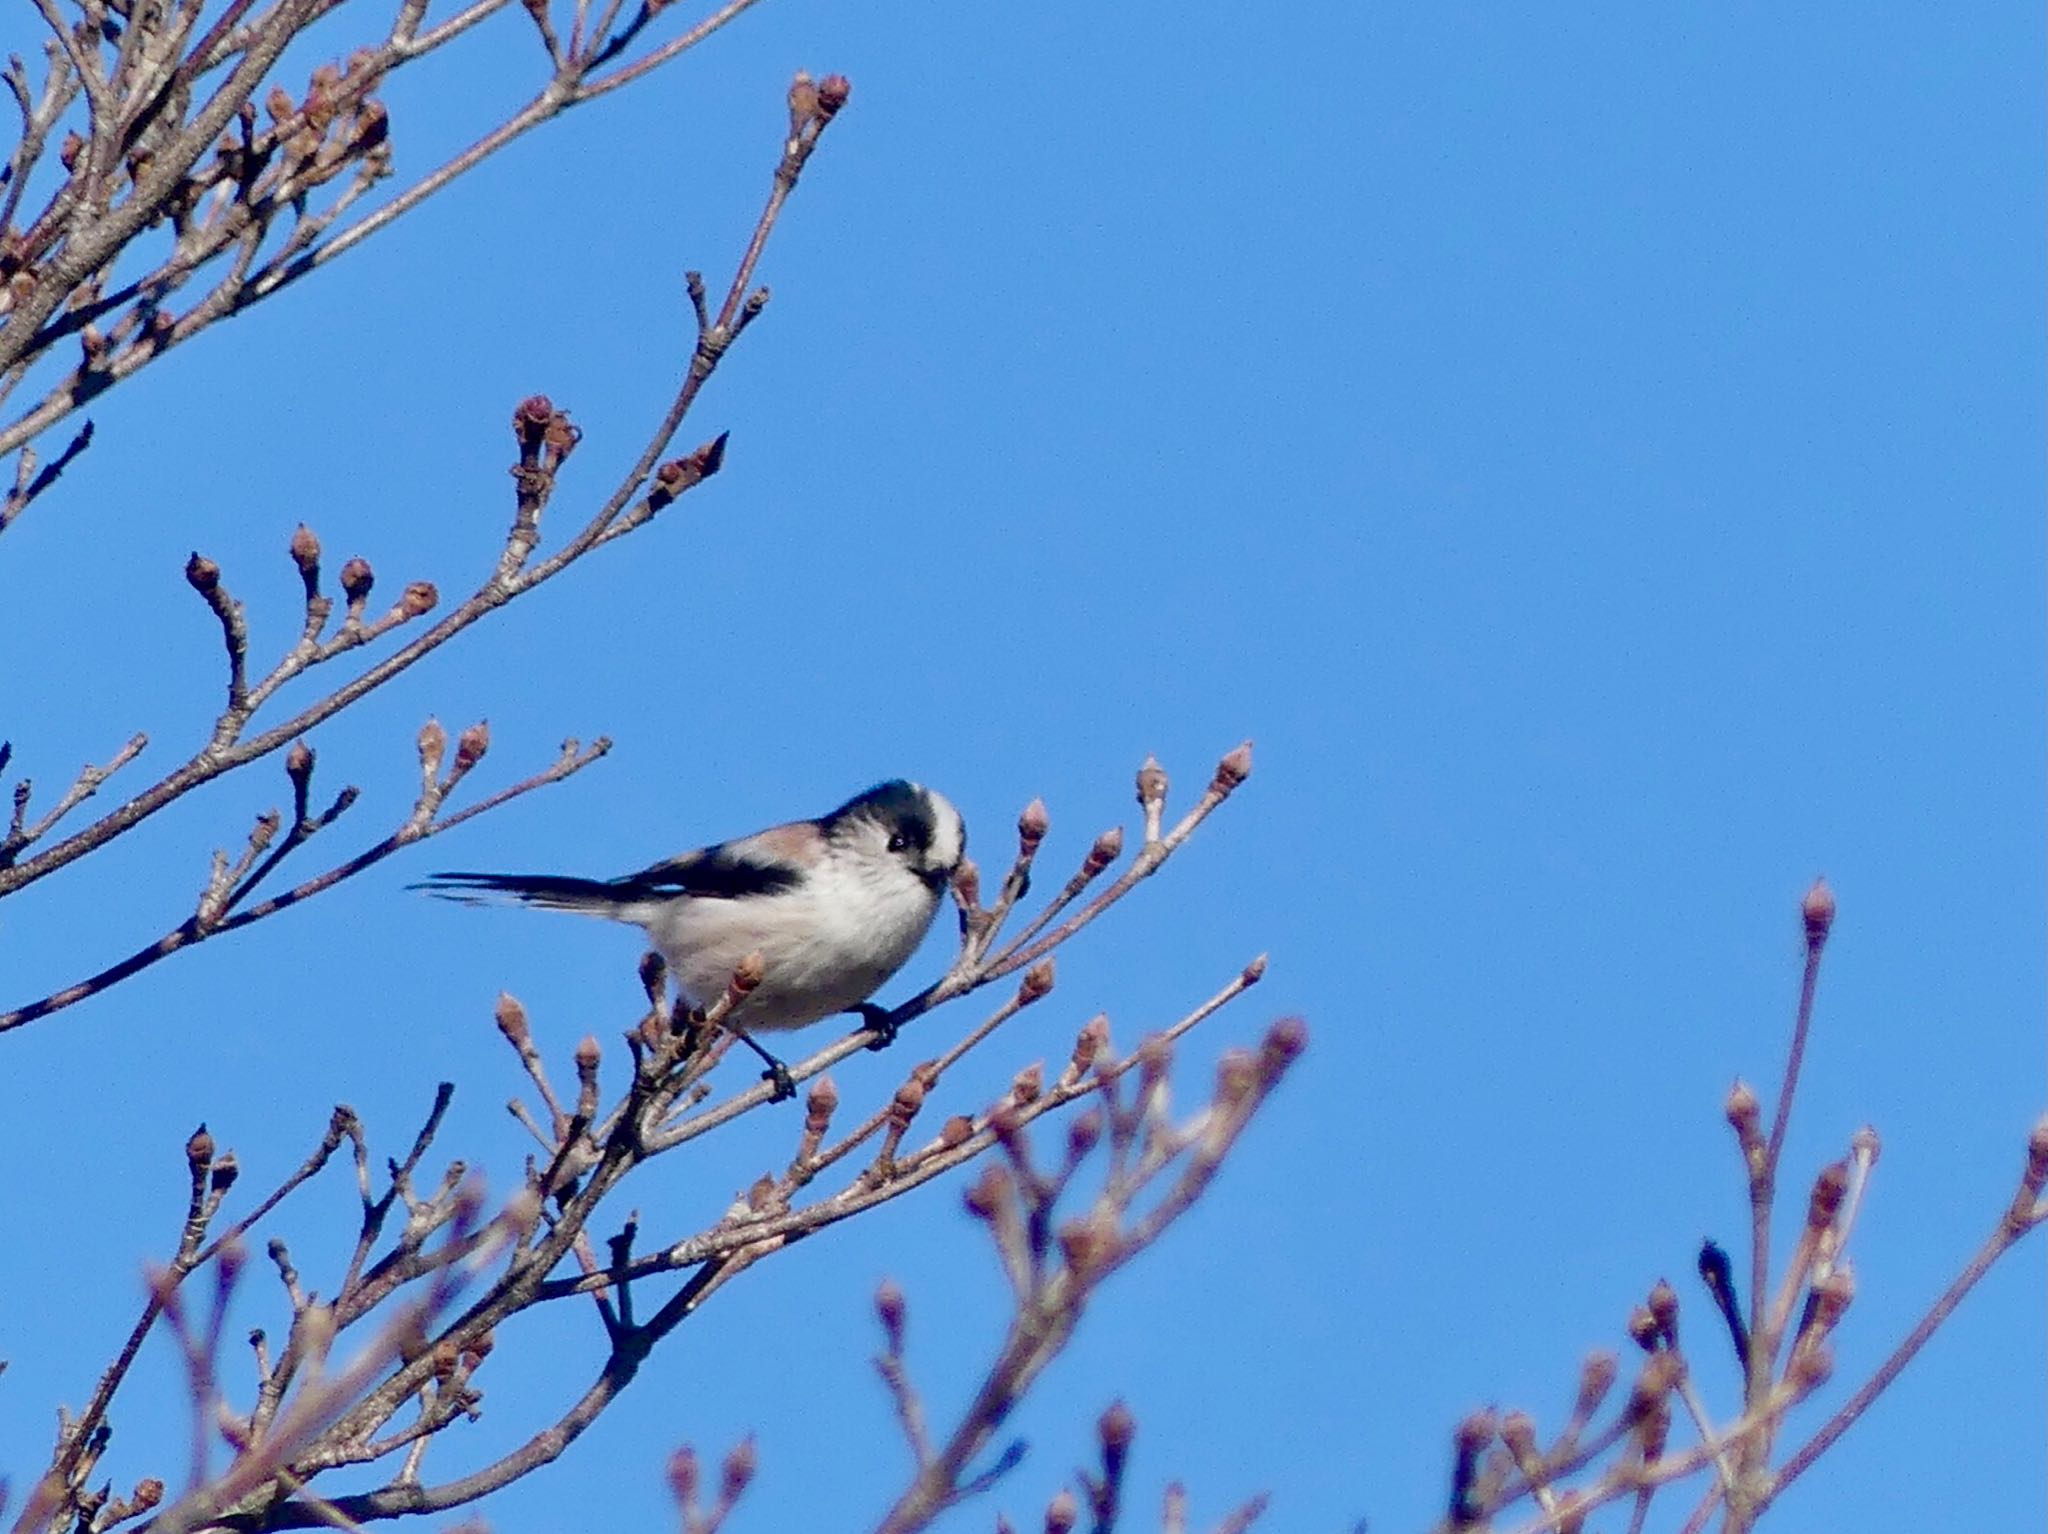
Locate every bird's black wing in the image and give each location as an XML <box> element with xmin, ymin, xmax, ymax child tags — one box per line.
<box><xmin>610</xmin><ymin>839</ymin><xmax>802</xmax><ymax>901</ymax></box>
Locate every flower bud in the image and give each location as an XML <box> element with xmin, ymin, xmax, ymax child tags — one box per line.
<box><xmin>399</xmin><ymin>580</ymin><xmax>438</xmax><ymax>617</ymax></box>
<box><xmin>417</xmin><ymin>717</ymin><xmax>446</xmax><ymax>778</ymax></box>
<box><xmin>339</xmin><ymin>556</ymin><xmax>374</xmax><ymax>605</ymax></box>
<box><xmin>1068</xmin><ymin>1015</ymin><xmax>1110</xmax><ymax>1077</ymax></box>
<box><xmin>889</xmin><ymin>1076</ymin><xmax>926</xmax><ymax>1127</ymax></box>
<box><xmin>512</xmin><ymin>394</ymin><xmax>554</xmax><ymax>448</ymax></box>
<box><xmin>186</xmin><ymin>1124</ymin><xmax>214</xmax><ymax>1171</ymax></box>
<box><xmin>1499</xmin><ymin>1411</ymin><xmax>1538</xmax><ymax>1464</ymax></box>
<box><xmin>638</xmin><ymin>949</ymin><xmax>667</xmax><ymax>1000</ymax></box>
<box><xmin>1084</xmin><ymin>826</ymin><xmax>1123</xmax><ymax>874</ymax></box>
<box><xmin>1211</xmin><ymin>740</ymin><xmax>1253</xmax><ymax>792</ymax></box>
<box><xmin>721</xmin><ymin>1436</ymin><xmax>757</xmax><ymax>1501</ymax></box>
<box><xmin>816</xmin><ymin>73</ymin><xmax>852</xmax><ymax>116</ymax></box>
<box><xmin>1573</xmin><ymin>1351</ymin><xmax>1619</xmax><ymax>1420</ymax></box>
<box><xmin>289</xmin><ymin>524</ymin><xmax>320</xmax><ymax>584</ymax></box>
<box><xmin>667</xmin><ymin>1446</ymin><xmax>699</xmax><ymax>1508</ymax></box>
<box><xmin>1099</xmin><ymin>1398</ymin><xmax>1136</xmax><ymax>1457</ymax></box>
<box><xmin>787</xmin><ymin>70</ymin><xmax>818</xmax><ymax>126</ymax></box>
<box><xmin>1647</xmin><ymin>1278</ymin><xmax>1679</xmax><ymax>1346</ymax></box>
<box><xmin>939</xmin><ymin>1114</ymin><xmax>972</xmax><ymax>1148</ymax></box>
<box><xmin>184</xmin><ymin>552</ymin><xmax>221</xmax><ymax>594</ymax></box>
<box><xmin>952</xmin><ymin>858</ymin><xmax>982</xmax><ymax>909</ymax></box>
<box><xmin>964</xmin><ymin>1163</ymin><xmax>1011</xmax><ymax>1220</ymax></box>
<box><xmin>1011</xmin><ymin>1061</ymin><xmax>1042</xmax><ymax>1105</ymax></box>
<box><xmin>1261</xmin><ymin>1014</ymin><xmax>1309</xmax><ymax>1070</ymax></box>
<box><xmin>454</xmin><ymin>720</ymin><xmax>490</xmax><ymax>773</ymax></box>
<box><xmin>1045</xmin><ymin>1489</ymin><xmax>1077</xmax><ymax>1534</ymax></box>
<box><xmin>1017</xmin><ymin>797</ymin><xmax>1049</xmax><ymax>852</ymax></box>
<box><xmin>1135</xmin><ymin>755</ymin><xmax>1168</xmax><ymax>808</ymax></box>
<box><xmin>494</xmin><ymin>992</ymin><xmax>530</xmax><ymax>1047</ymax></box>
<box><xmin>806</xmin><ymin>1076</ymin><xmax>839</xmax><ymax>1131</ymax></box>
<box><xmin>1725</xmin><ymin>1079</ymin><xmax>1763</xmax><ymax>1151</ymax></box>
<box><xmin>1018</xmin><ymin>959</ymin><xmax>1055</xmax><ymax>1005</ymax></box>
<box><xmin>1802</xmin><ymin>877</ymin><xmax>1836</xmax><ymax>947</ymax></box>
<box><xmin>730</xmin><ymin>951</ymin><xmax>765</xmax><ymax>996</ymax></box>
<box><xmin>1806</xmin><ymin>1160</ymin><xmax>1849</xmax><ymax>1232</ymax></box>
<box><xmin>875</xmin><ymin>1278</ymin><xmax>906</xmax><ymax>1348</ymax></box>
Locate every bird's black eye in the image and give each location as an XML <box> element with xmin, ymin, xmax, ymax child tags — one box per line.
<box><xmin>887</xmin><ymin>832</ymin><xmax>909</xmax><ymax>853</ymax></box>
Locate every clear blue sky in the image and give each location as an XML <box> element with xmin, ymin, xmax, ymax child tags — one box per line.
<box><xmin>1</xmin><ymin>4</ymin><xmax>2040</xmax><ymax>1530</ymax></box>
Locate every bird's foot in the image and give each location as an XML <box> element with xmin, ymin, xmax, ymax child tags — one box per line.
<box><xmin>731</xmin><ymin>1027</ymin><xmax>796</xmax><ymax>1102</ymax></box>
<box><xmin>853</xmin><ymin>1002</ymin><xmax>899</xmax><ymax>1051</ymax></box>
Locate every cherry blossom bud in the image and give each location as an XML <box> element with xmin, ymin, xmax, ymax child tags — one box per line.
<box><xmin>1802</xmin><ymin>878</ymin><xmax>1836</xmax><ymax>948</ymax></box>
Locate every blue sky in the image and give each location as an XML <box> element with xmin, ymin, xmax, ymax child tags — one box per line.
<box><xmin>0</xmin><ymin>4</ymin><xmax>2040</xmax><ymax>1531</ymax></box>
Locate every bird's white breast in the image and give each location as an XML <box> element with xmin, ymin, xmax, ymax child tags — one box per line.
<box><xmin>638</xmin><ymin>852</ymin><xmax>941</xmax><ymax>1031</ymax></box>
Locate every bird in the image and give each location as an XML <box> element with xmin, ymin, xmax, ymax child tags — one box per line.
<box><xmin>419</xmin><ymin>781</ymin><xmax>966</xmax><ymax>1093</ymax></box>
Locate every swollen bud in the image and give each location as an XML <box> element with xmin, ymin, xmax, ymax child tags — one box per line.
<box><xmin>339</xmin><ymin>557</ymin><xmax>374</xmax><ymax>605</ymax></box>
<box><xmin>186</xmin><ymin>1124</ymin><xmax>215</xmax><ymax>1171</ymax></box>
<box><xmin>1099</xmin><ymin>1398</ymin><xmax>1136</xmax><ymax>1458</ymax></box>
<box><xmin>399</xmin><ymin>580</ymin><xmax>438</xmax><ymax>617</ymax></box>
<box><xmin>184</xmin><ymin>552</ymin><xmax>221</xmax><ymax>594</ymax></box>
<box><xmin>1084</xmin><ymin>826</ymin><xmax>1123</xmax><ymax>874</ymax></box>
<box><xmin>720</xmin><ymin>1436</ymin><xmax>757</xmax><ymax>1501</ymax></box>
<box><xmin>816</xmin><ymin>73</ymin><xmax>852</xmax><ymax>117</ymax></box>
<box><xmin>951</xmin><ymin>858</ymin><xmax>982</xmax><ymax>909</ymax></box>
<box><xmin>1017</xmin><ymin>798</ymin><xmax>1050</xmax><ymax>852</ymax></box>
<box><xmin>2025</xmin><ymin>1113</ymin><xmax>2048</xmax><ymax>1198</ymax></box>
<box><xmin>787</xmin><ymin>70</ymin><xmax>819</xmax><ymax>127</ymax></box>
<box><xmin>1802</xmin><ymin>878</ymin><xmax>1836</xmax><ymax>948</ymax></box>
<box><xmin>1725</xmin><ymin>1080</ymin><xmax>1763</xmax><ymax>1152</ymax></box>
<box><xmin>494</xmin><ymin>992</ymin><xmax>531</xmax><ymax>1047</ymax></box>
<box><xmin>1045</xmin><ymin>1489</ymin><xmax>1078</xmax><ymax>1534</ymax></box>
<box><xmin>730</xmin><ymin>951</ymin><xmax>766</xmax><ymax>995</ymax></box>
<box><xmin>289</xmin><ymin>524</ymin><xmax>321</xmax><ymax>584</ymax></box>
<box><xmin>1261</xmin><ymin>1014</ymin><xmax>1309</xmax><ymax>1069</ymax></box>
<box><xmin>1010</xmin><ymin>1061</ymin><xmax>1043</xmax><ymax>1105</ymax></box>
<box><xmin>1018</xmin><ymin>959</ymin><xmax>1055</xmax><ymax>1005</ymax></box>
<box><xmin>667</xmin><ymin>1446</ymin><xmax>699</xmax><ymax>1508</ymax></box>
<box><xmin>1806</xmin><ymin>1160</ymin><xmax>1849</xmax><ymax>1231</ymax></box>
<box><xmin>417</xmin><ymin>718</ymin><xmax>446</xmax><ymax>778</ymax></box>
<box><xmin>875</xmin><ymin>1278</ymin><xmax>906</xmax><ymax>1348</ymax></box>
<box><xmin>1211</xmin><ymin>740</ymin><xmax>1253</xmax><ymax>793</ymax></box>
<box><xmin>512</xmin><ymin>394</ymin><xmax>555</xmax><ymax>450</ymax></box>
<box><xmin>1135</xmin><ymin>755</ymin><xmax>1168</xmax><ymax>808</ymax></box>
<box><xmin>453</xmin><ymin>720</ymin><xmax>490</xmax><ymax>773</ymax></box>
<box><xmin>889</xmin><ymin>1076</ymin><xmax>926</xmax><ymax>1126</ymax></box>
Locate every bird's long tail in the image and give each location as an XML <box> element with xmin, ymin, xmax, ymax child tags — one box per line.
<box><xmin>415</xmin><ymin>871</ymin><xmax>629</xmax><ymax>917</ymax></box>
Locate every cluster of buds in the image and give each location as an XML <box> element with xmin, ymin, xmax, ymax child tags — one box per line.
<box><xmin>511</xmin><ymin>393</ymin><xmax>580</xmax><ymax>475</ymax></box>
<box><xmin>787</xmin><ymin>71</ymin><xmax>852</xmax><ymax>138</ymax></box>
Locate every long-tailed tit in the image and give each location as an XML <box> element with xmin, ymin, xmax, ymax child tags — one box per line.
<box><xmin>421</xmin><ymin>781</ymin><xmax>966</xmax><ymax>1087</ymax></box>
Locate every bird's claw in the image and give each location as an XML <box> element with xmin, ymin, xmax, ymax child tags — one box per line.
<box><xmin>761</xmin><ymin>1062</ymin><xmax>796</xmax><ymax>1102</ymax></box>
<box><xmin>854</xmin><ymin>1003</ymin><xmax>899</xmax><ymax>1051</ymax></box>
